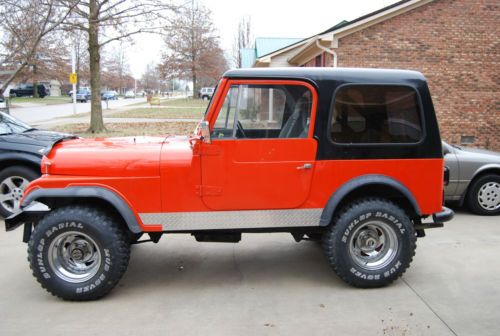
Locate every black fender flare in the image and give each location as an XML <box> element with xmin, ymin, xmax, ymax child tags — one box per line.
<box><xmin>0</xmin><ymin>152</ymin><xmax>41</xmax><ymax>168</ymax></box>
<box><xmin>319</xmin><ymin>174</ymin><xmax>421</xmax><ymax>226</ymax></box>
<box><xmin>22</xmin><ymin>186</ymin><xmax>142</xmax><ymax>233</ymax></box>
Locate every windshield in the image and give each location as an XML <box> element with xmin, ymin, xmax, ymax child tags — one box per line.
<box><xmin>203</xmin><ymin>82</ymin><xmax>220</xmax><ymax>117</ymax></box>
<box><xmin>0</xmin><ymin>112</ymin><xmax>31</xmax><ymax>134</ymax></box>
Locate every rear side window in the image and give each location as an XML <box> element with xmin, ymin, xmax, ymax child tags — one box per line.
<box><xmin>331</xmin><ymin>85</ymin><xmax>423</xmax><ymax>144</ymax></box>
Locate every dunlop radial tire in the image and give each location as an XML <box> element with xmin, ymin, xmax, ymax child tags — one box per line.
<box><xmin>322</xmin><ymin>198</ymin><xmax>416</xmax><ymax>288</ymax></box>
<box><xmin>27</xmin><ymin>206</ymin><xmax>130</xmax><ymax>301</ymax></box>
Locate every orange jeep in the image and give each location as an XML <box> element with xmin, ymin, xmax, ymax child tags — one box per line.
<box><xmin>6</xmin><ymin>68</ymin><xmax>453</xmax><ymax>300</ymax></box>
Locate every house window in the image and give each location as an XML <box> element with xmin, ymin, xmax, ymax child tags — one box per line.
<box><xmin>330</xmin><ymin>85</ymin><xmax>423</xmax><ymax>144</ymax></box>
<box><xmin>315</xmin><ymin>55</ymin><xmax>322</xmax><ymax>67</ymax></box>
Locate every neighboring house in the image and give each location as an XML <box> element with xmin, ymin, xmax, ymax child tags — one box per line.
<box><xmin>240</xmin><ymin>37</ymin><xmax>304</xmax><ymax>68</ymax></box>
<box><xmin>253</xmin><ymin>0</ymin><xmax>499</xmax><ymax>151</ymax></box>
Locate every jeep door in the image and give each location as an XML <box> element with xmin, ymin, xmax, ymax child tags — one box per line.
<box><xmin>200</xmin><ymin>80</ymin><xmax>318</xmax><ymax>210</ymax></box>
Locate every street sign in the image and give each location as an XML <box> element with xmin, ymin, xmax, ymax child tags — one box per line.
<box><xmin>69</xmin><ymin>73</ymin><xmax>77</xmax><ymax>84</ymax></box>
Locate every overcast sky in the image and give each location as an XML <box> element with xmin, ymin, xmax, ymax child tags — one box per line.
<box><xmin>127</xmin><ymin>0</ymin><xmax>399</xmax><ymax>78</ymax></box>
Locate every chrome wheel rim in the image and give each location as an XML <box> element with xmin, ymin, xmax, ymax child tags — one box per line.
<box><xmin>48</xmin><ymin>231</ymin><xmax>102</xmax><ymax>283</ymax></box>
<box><xmin>478</xmin><ymin>182</ymin><xmax>500</xmax><ymax>211</ymax></box>
<box><xmin>348</xmin><ymin>220</ymin><xmax>399</xmax><ymax>271</ymax></box>
<box><xmin>0</xmin><ymin>176</ymin><xmax>29</xmax><ymax>213</ymax></box>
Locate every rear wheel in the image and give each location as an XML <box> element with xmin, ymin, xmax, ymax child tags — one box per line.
<box><xmin>322</xmin><ymin>198</ymin><xmax>416</xmax><ymax>287</ymax></box>
<box><xmin>28</xmin><ymin>206</ymin><xmax>130</xmax><ymax>300</ymax></box>
<box><xmin>0</xmin><ymin>166</ymin><xmax>39</xmax><ymax>217</ymax></box>
<box><xmin>466</xmin><ymin>174</ymin><xmax>500</xmax><ymax>215</ymax></box>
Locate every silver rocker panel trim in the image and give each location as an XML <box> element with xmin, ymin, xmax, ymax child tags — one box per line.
<box><xmin>139</xmin><ymin>208</ymin><xmax>323</xmax><ymax>231</ymax></box>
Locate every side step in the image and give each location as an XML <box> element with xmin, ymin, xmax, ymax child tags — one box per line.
<box><xmin>192</xmin><ymin>232</ymin><xmax>241</xmax><ymax>243</ymax></box>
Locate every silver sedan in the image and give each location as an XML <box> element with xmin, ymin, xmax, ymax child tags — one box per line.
<box><xmin>444</xmin><ymin>142</ymin><xmax>500</xmax><ymax>215</ymax></box>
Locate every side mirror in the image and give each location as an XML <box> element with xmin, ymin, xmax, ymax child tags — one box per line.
<box><xmin>200</xmin><ymin>121</ymin><xmax>211</xmax><ymax>144</ymax></box>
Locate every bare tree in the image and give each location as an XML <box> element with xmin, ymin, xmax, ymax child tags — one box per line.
<box><xmin>102</xmin><ymin>42</ymin><xmax>130</xmax><ymax>94</ymax></box>
<box><xmin>232</xmin><ymin>16</ymin><xmax>252</xmax><ymax>68</ymax></box>
<box><xmin>158</xmin><ymin>1</ymin><xmax>228</xmax><ymax>95</ymax></box>
<box><xmin>60</xmin><ymin>0</ymin><xmax>174</xmax><ymax>133</ymax></box>
<box><xmin>140</xmin><ymin>62</ymin><xmax>160</xmax><ymax>93</ymax></box>
<box><xmin>0</xmin><ymin>0</ymin><xmax>77</xmax><ymax>100</ymax></box>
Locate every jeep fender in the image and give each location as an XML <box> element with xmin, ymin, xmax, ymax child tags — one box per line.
<box><xmin>319</xmin><ymin>174</ymin><xmax>421</xmax><ymax>226</ymax></box>
<box><xmin>22</xmin><ymin>186</ymin><xmax>142</xmax><ymax>234</ymax></box>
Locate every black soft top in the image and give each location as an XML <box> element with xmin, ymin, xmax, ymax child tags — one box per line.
<box><xmin>223</xmin><ymin>67</ymin><xmax>426</xmax><ymax>84</ymax></box>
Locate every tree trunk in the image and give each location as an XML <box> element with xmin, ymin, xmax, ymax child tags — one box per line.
<box><xmin>192</xmin><ymin>72</ymin><xmax>197</xmax><ymax>98</ymax></box>
<box><xmin>87</xmin><ymin>0</ymin><xmax>105</xmax><ymax>133</ymax></box>
<box><xmin>33</xmin><ymin>65</ymin><xmax>39</xmax><ymax>98</ymax></box>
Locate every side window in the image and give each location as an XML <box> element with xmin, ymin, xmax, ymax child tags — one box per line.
<box><xmin>212</xmin><ymin>84</ymin><xmax>312</xmax><ymax>139</ymax></box>
<box><xmin>331</xmin><ymin>85</ymin><xmax>423</xmax><ymax>144</ymax></box>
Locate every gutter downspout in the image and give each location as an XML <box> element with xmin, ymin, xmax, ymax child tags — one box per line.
<box><xmin>316</xmin><ymin>39</ymin><xmax>337</xmax><ymax>67</ymax></box>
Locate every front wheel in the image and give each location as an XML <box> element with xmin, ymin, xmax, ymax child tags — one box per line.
<box><xmin>28</xmin><ymin>206</ymin><xmax>130</xmax><ymax>300</ymax></box>
<box><xmin>322</xmin><ymin>198</ymin><xmax>416</xmax><ymax>288</ymax></box>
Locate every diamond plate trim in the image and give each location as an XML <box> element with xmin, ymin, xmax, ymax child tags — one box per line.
<box><xmin>139</xmin><ymin>208</ymin><xmax>323</xmax><ymax>231</ymax></box>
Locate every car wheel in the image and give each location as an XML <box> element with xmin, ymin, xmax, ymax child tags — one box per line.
<box><xmin>466</xmin><ymin>174</ymin><xmax>500</xmax><ymax>215</ymax></box>
<box><xmin>27</xmin><ymin>206</ymin><xmax>131</xmax><ymax>301</ymax></box>
<box><xmin>322</xmin><ymin>198</ymin><xmax>416</xmax><ymax>288</ymax></box>
<box><xmin>202</xmin><ymin>95</ymin><xmax>208</xmax><ymax>100</ymax></box>
<box><xmin>0</xmin><ymin>166</ymin><xmax>39</xmax><ymax>217</ymax></box>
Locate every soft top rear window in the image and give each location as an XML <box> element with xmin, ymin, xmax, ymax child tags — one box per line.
<box><xmin>330</xmin><ymin>85</ymin><xmax>423</xmax><ymax>144</ymax></box>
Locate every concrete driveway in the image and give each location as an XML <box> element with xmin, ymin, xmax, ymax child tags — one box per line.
<box><xmin>0</xmin><ymin>209</ymin><xmax>499</xmax><ymax>336</ymax></box>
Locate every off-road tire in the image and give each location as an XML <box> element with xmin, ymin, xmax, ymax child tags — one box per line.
<box><xmin>0</xmin><ymin>166</ymin><xmax>39</xmax><ymax>218</ymax></box>
<box><xmin>466</xmin><ymin>174</ymin><xmax>500</xmax><ymax>216</ymax></box>
<box><xmin>27</xmin><ymin>206</ymin><xmax>130</xmax><ymax>301</ymax></box>
<box><xmin>322</xmin><ymin>198</ymin><xmax>416</xmax><ymax>288</ymax></box>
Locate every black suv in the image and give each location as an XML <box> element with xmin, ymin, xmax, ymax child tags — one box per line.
<box><xmin>0</xmin><ymin>112</ymin><xmax>74</xmax><ymax>217</ymax></box>
<box><xmin>10</xmin><ymin>84</ymin><xmax>48</xmax><ymax>98</ymax></box>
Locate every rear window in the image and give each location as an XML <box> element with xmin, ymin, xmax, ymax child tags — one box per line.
<box><xmin>330</xmin><ymin>85</ymin><xmax>423</xmax><ymax>144</ymax></box>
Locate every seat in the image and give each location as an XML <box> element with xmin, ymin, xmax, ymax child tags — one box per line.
<box><xmin>279</xmin><ymin>97</ymin><xmax>311</xmax><ymax>138</ymax></box>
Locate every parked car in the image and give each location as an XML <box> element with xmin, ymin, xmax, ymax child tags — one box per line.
<box><xmin>124</xmin><ymin>90</ymin><xmax>135</xmax><ymax>98</ymax></box>
<box><xmin>102</xmin><ymin>91</ymin><xmax>118</xmax><ymax>100</ymax></box>
<box><xmin>443</xmin><ymin>142</ymin><xmax>500</xmax><ymax>215</ymax></box>
<box><xmin>198</xmin><ymin>87</ymin><xmax>214</xmax><ymax>100</ymax></box>
<box><xmin>0</xmin><ymin>112</ymin><xmax>75</xmax><ymax>217</ymax></box>
<box><xmin>9</xmin><ymin>84</ymin><xmax>47</xmax><ymax>98</ymax></box>
<box><xmin>76</xmin><ymin>89</ymin><xmax>91</xmax><ymax>103</ymax></box>
<box><xmin>6</xmin><ymin>68</ymin><xmax>453</xmax><ymax>301</ymax></box>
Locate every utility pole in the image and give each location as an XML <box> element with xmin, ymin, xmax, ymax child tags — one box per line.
<box><xmin>71</xmin><ymin>45</ymin><xmax>77</xmax><ymax>115</ymax></box>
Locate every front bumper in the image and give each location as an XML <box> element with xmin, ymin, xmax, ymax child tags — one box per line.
<box><xmin>5</xmin><ymin>202</ymin><xmax>50</xmax><ymax>242</ymax></box>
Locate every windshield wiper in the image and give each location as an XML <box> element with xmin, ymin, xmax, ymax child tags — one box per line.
<box><xmin>22</xmin><ymin>128</ymin><xmax>37</xmax><ymax>132</ymax></box>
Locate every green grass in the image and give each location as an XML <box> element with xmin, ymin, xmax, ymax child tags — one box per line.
<box><xmin>9</xmin><ymin>96</ymin><xmax>71</xmax><ymax>105</ymax></box>
<box><xmin>109</xmin><ymin>107</ymin><xmax>205</xmax><ymax>119</ymax></box>
<box><xmin>159</xmin><ymin>98</ymin><xmax>209</xmax><ymax>108</ymax></box>
<box><xmin>51</xmin><ymin>121</ymin><xmax>198</xmax><ymax>138</ymax></box>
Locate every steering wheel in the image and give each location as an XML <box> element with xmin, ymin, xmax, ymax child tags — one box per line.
<box><xmin>236</xmin><ymin>120</ymin><xmax>247</xmax><ymax>138</ymax></box>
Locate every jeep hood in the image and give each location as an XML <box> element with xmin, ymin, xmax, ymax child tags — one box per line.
<box><xmin>45</xmin><ymin>136</ymin><xmax>167</xmax><ymax>177</ymax></box>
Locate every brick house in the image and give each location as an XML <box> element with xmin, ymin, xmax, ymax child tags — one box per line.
<box><xmin>253</xmin><ymin>0</ymin><xmax>499</xmax><ymax>150</ymax></box>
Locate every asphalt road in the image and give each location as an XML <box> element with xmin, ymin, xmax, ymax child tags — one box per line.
<box><xmin>1</xmin><ymin>209</ymin><xmax>499</xmax><ymax>336</ymax></box>
<box><xmin>9</xmin><ymin>97</ymin><xmax>147</xmax><ymax>125</ymax></box>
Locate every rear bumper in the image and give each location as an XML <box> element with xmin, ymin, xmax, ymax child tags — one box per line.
<box><xmin>432</xmin><ymin>206</ymin><xmax>454</xmax><ymax>224</ymax></box>
<box><xmin>415</xmin><ymin>206</ymin><xmax>454</xmax><ymax>231</ymax></box>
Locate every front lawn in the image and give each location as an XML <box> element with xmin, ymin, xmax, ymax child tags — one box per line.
<box><xmin>51</xmin><ymin>121</ymin><xmax>198</xmax><ymax>138</ymax></box>
<box><xmin>109</xmin><ymin>107</ymin><xmax>205</xmax><ymax>119</ymax></box>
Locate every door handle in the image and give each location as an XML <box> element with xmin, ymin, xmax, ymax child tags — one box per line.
<box><xmin>297</xmin><ymin>163</ymin><xmax>313</xmax><ymax>170</ymax></box>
